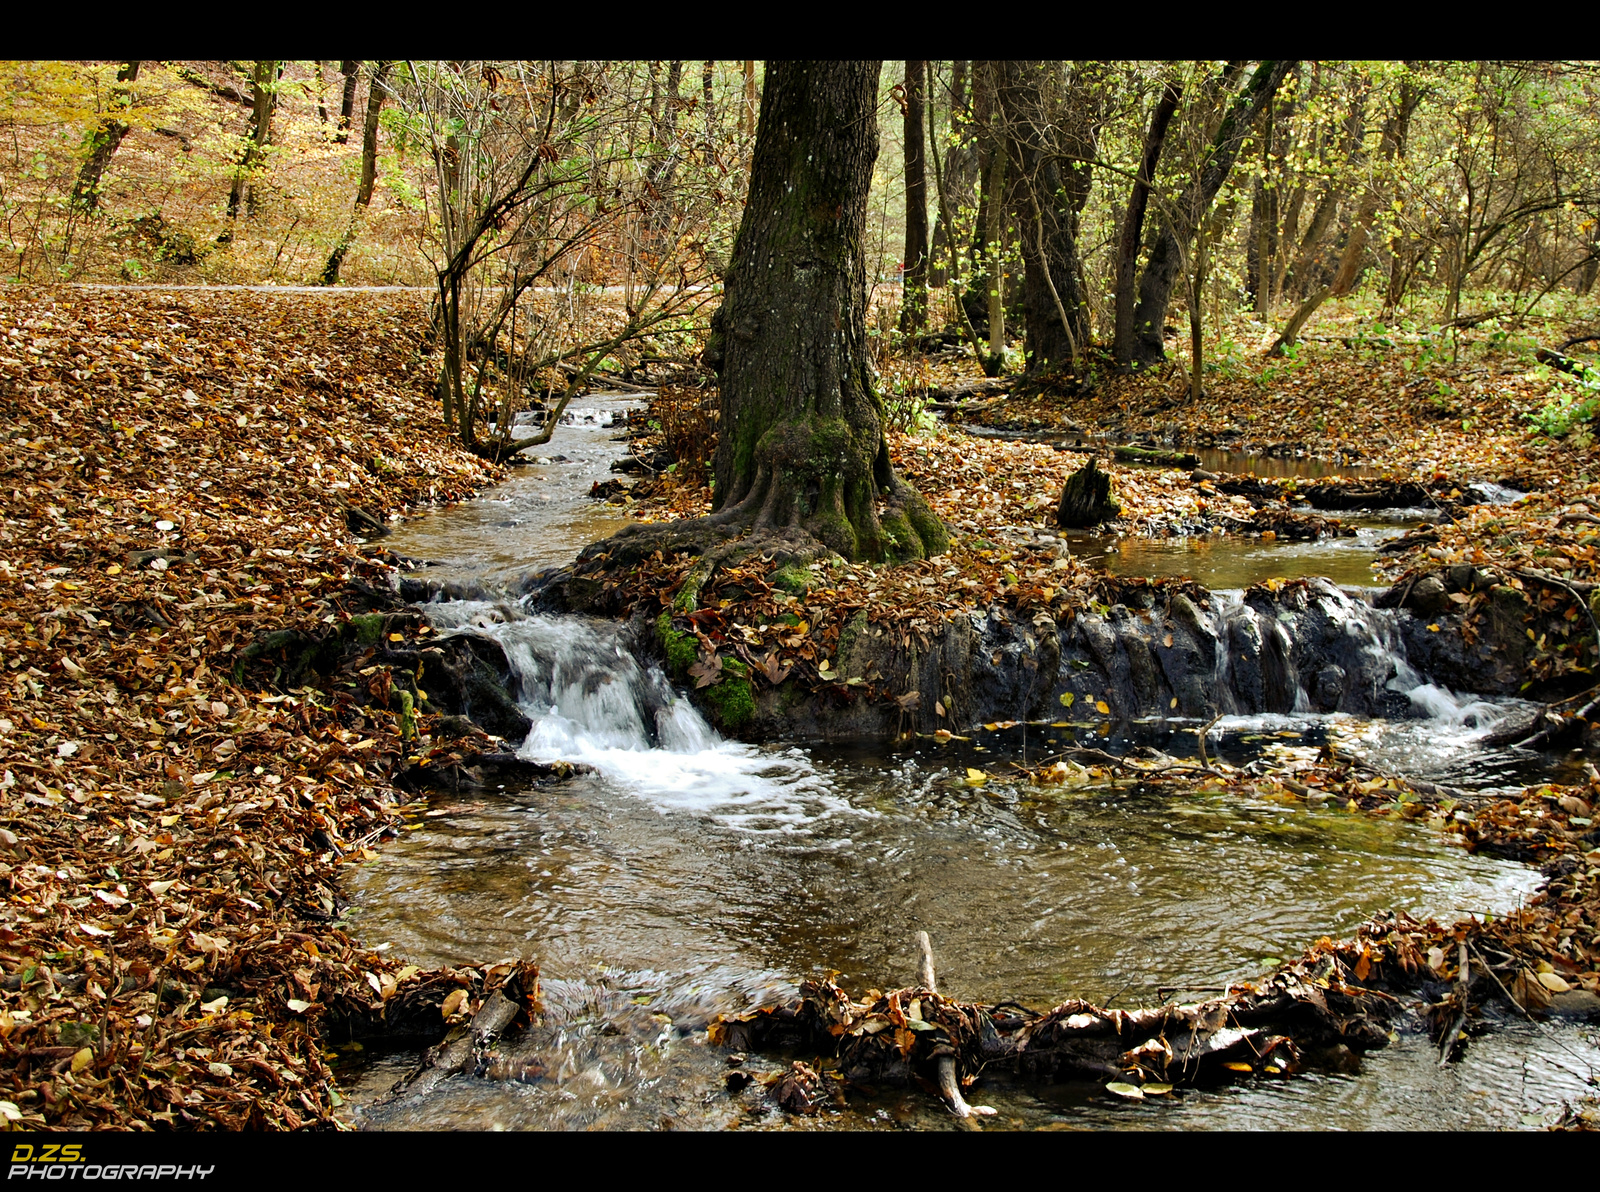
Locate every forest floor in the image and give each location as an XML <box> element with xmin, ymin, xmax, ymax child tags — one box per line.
<box><xmin>1</xmin><ymin>286</ymin><xmax>1596</xmax><ymax>1131</ymax></box>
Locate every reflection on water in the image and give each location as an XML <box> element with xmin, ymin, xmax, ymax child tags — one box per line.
<box><xmin>1076</xmin><ymin>521</ymin><xmax>1410</xmax><ymax>590</ymax></box>
<box><xmin>342</xmin><ymin>737</ymin><xmax>1561</xmax><ymax>1130</ymax></box>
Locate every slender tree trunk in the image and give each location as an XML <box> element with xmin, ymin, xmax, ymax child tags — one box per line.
<box><xmin>313</xmin><ymin>61</ymin><xmax>329</xmax><ymax>125</ymax></box>
<box><xmin>741</xmin><ymin>61</ymin><xmax>757</xmax><ymax>137</ymax></box>
<box><xmin>71</xmin><ymin>61</ymin><xmax>140</xmax><ymax>213</ymax></box>
<box><xmin>702</xmin><ymin>61</ymin><xmax>715</xmax><ymax>157</ymax></box>
<box><xmin>999</xmin><ymin>60</ymin><xmax>1094</xmax><ymax>377</ymax></box>
<box><xmin>321</xmin><ymin>61</ymin><xmax>391</xmax><ymax>286</ymax></box>
<box><xmin>962</xmin><ymin>61</ymin><xmax>1002</xmax><ymax>344</ymax></box>
<box><xmin>1126</xmin><ymin>60</ymin><xmax>1297</xmax><ymax>367</ymax></box>
<box><xmin>928</xmin><ymin>61</ymin><xmax>976</xmax><ymax>290</ymax></box>
<box><xmin>1112</xmin><ymin>78</ymin><xmax>1181</xmax><ymax>367</ymax></box>
<box><xmin>336</xmin><ymin>61</ymin><xmax>360</xmax><ymax>144</ymax></box>
<box><xmin>1272</xmin><ymin>80</ymin><xmax>1419</xmax><ymax>353</ymax></box>
<box><xmin>703</xmin><ymin>61</ymin><xmax>946</xmax><ymax>563</ymax></box>
<box><xmin>226</xmin><ymin>60</ymin><xmax>277</xmax><ymax>224</ymax></box>
<box><xmin>985</xmin><ymin>149</ymin><xmax>1006</xmax><ymax>362</ymax></box>
<box><xmin>900</xmin><ymin>61</ymin><xmax>930</xmax><ymax>335</ymax></box>
<box><xmin>1282</xmin><ymin>184</ymin><xmax>1343</xmax><ymax>297</ymax></box>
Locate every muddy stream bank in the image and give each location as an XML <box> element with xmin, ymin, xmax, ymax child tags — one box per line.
<box><xmin>339</xmin><ymin>402</ymin><xmax>1597</xmax><ymax>1130</ymax></box>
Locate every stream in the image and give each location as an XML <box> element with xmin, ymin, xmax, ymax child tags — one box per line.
<box><xmin>340</xmin><ymin>402</ymin><xmax>1597</xmax><ymax>1130</ymax></box>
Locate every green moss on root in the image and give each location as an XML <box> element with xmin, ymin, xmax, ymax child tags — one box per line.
<box><xmin>771</xmin><ymin>564</ymin><xmax>814</xmax><ymax>595</ymax></box>
<box><xmin>347</xmin><ymin>612</ymin><xmax>385</xmax><ymax>646</ymax></box>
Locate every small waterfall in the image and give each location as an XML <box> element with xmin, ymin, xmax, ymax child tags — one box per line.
<box><xmin>419</xmin><ymin>599</ymin><xmax>856</xmax><ymax>834</ymax></box>
<box><xmin>1202</xmin><ymin>579</ymin><xmax>1522</xmax><ymax>727</ymax></box>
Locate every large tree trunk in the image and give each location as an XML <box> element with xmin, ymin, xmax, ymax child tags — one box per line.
<box><xmin>70</xmin><ymin>61</ymin><xmax>140</xmax><ymax>213</ymax></box>
<box><xmin>900</xmin><ymin>61</ymin><xmax>930</xmax><ymax>335</ymax></box>
<box><xmin>704</xmin><ymin>61</ymin><xmax>946</xmax><ymax>563</ymax></box>
<box><xmin>1112</xmin><ymin>78</ymin><xmax>1181</xmax><ymax>367</ymax></box>
<box><xmin>1124</xmin><ymin>60</ymin><xmax>1297</xmax><ymax>368</ymax></box>
<box><xmin>998</xmin><ymin>60</ymin><xmax>1095</xmax><ymax>378</ymax></box>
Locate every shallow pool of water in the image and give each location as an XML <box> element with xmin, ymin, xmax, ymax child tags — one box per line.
<box><xmin>341</xmin><ymin>724</ymin><xmax>1570</xmax><ymax>1130</ymax></box>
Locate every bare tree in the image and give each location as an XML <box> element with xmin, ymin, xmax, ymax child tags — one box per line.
<box><xmin>393</xmin><ymin>61</ymin><xmax>722</xmax><ymax>459</ymax></box>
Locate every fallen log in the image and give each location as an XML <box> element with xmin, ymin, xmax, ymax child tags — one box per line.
<box><xmin>927</xmin><ymin>377</ymin><xmax>1011</xmax><ymax>405</ymax></box>
<box><xmin>1536</xmin><ymin>347</ymin><xmax>1596</xmax><ymax>377</ymax></box>
<box><xmin>1113</xmin><ymin>445</ymin><xmax>1200</xmax><ymax>469</ymax></box>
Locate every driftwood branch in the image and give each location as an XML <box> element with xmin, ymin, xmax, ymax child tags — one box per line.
<box><xmin>915</xmin><ymin>931</ymin><xmax>994</xmax><ymax>1119</ymax></box>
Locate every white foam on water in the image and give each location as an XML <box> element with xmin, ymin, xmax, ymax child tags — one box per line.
<box><xmin>419</xmin><ymin>601</ymin><xmax>860</xmax><ymax>834</ymax></box>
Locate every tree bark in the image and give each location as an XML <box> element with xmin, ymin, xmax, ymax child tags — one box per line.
<box><xmin>961</xmin><ymin>62</ymin><xmax>1005</xmax><ymax>352</ymax></box>
<box><xmin>313</xmin><ymin>61</ymin><xmax>328</xmax><ymax>125</ymax></box>
<box><xmin>1125</xmin><ymin>60</ymin><xmax>1297</xmax><ymax>368</ymax></box>
<box><xmin>336</xmin><ymin>61</ymin><xmax>360</xmax><ymax>144</ymax></box>
<box><xmin>900</xmin><ymin>61</ymin><xmax>930</xmax><ymax>335</ymax></box>
<box><xmin>1112</xmin><ymin>78</ymin><xmax>1181</xmax><ymax>367</ymax></box>
<box><xmin>702</xmin><ymin>61</ymin><xmax>715</xmax><ymax>157</ymax></box>
<box><xmin>703</xmin><ymin>61</ymin><xmax>946</xmax><ymax>563</ymax></box>
<box><xmin>71</xmin><ymin>61</ymin><xmax>140</xmax><ymax>213</ymax></box>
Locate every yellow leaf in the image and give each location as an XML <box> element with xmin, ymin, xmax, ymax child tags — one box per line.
<box><xmin>1105</xmin><ymin>1082</ymin><xmax>1144</xmax><ymax>1099</ymax></box>
<box><xmin>1142</xmin><ymin>1083</ymin><xmax>1174</xmax><ymax>1095</ymax></box>
<box><xmin>1095</xmin><ymin>700</ymin><xmax>1110</xmax><ymax>715</ymax></box>
<box><xmin>441</xmin><ymin>988</ymin><xmax>468</xmax><ymax>1019</ymax></box>
<box><xmin>1059</xmin><ymin>692</ymin><xmax>1075</xmax><ymax>707</ymax></box>
<box><xmin>70</xmin><ymin>1048</ymin><xmax>93</xmax><ymax>1073</ymax></box>
<box><xmin>965</xmin><ymin>768</ymin><xmax>987</xmax><ymax>785</ymax></box>
<box><xmin>1170</xmin><ymin>697</ymin><xmax>1178</xmax><ymax>709</ymax></box>
<box><xmin>1223</xmin><ymin>1061</ymin><xmax>1254</xmax><ymax>1072</ymax></box>
<box><xmin>389</xmin><ymin>632</ymin><xmax>404</xmax><ymax>642</ymax></box>
<box><xmin>1536</xmin><ymin>971</ymin><xmax>1571</xmax><ymax>993</ymax></box>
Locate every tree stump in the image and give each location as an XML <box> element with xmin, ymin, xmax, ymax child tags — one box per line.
<box><xmin>1057</xmin><ymin>458</ymin><xmax>1121</xmax><ymax>528</ymax></box>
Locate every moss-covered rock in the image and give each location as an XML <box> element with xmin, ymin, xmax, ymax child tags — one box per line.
<box><xmin>347</xmin><ymin>612</ymin><xmax>385</xmax><ymax>646</ymax></box>
<box><xmin>704</xmin><ymin>674</ymin><xmax>755</xmax><ymax>729</ymax></box>
<box><xmin>771</xmin><ymin>564</ymin><xmax>815</xmax><ymax>595</ymax></box>
<box><xmin>655</xmin><ymin>611</ymin><xmax>699</xmax><ymax>676</ymax></box>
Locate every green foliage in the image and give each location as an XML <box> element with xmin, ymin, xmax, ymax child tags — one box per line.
<box><xmin>1525</xmin><ymin>364</ymin><xmax>1600</xmax><ymax>442</ymax></box>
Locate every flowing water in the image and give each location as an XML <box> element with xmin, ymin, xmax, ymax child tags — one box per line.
<box><xmin>342</xmin><ymin>414</ymin><xmax>1595</xmax><ymax>1131</ymax></box>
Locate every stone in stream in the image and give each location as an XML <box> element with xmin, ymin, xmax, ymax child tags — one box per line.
<box><xmin>1056</xmin><ymin>458</ymin><xmax>1121</xmax><ymax>528</ymax></box>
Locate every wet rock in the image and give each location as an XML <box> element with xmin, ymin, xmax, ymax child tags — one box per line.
<box><xmin>1405</xmin><ymin>575</ymin><xmax>1451</xmax><ymax>616</ymax></box>
<box><xmin>1313</xmin><ymin>664</ymin><xmax>1347</xmax><ymax>710</ymax></box>
<box><xmin>1225</xmin><ymin>606</ymin><xmax>1267</xmax><ymax>711</ymax></box>
<box><xmin>1546</xmin><ymin>990</ymin><xmax>1600</xmax><ymax>1021</ymax></box>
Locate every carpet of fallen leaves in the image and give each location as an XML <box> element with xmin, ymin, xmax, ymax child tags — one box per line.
<box><xmin>0</xmin><ymin>287</ymin><xmax>514</xmax><ymax>1130</ymax></box>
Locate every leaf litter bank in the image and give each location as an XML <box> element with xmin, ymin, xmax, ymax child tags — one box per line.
<box><xmin>0</xmin><ymin>288</ymin><xmax>1594</xmax><ymax>1131</ymax></box>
